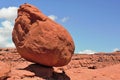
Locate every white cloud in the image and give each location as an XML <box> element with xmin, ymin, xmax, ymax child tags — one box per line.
<box><xmin>48</xmin><ymin>15</ymin><xmax>69</xmax><ymax>23</ymax></box>
<box><xmin>0</xmin><ymin>7</ymin><xmax>18</xmax><ymax>21</ymax></box>
<box><xmin>61</xmin><ymin>17</ymin><xmax>69</xmax><ymax>22</ymax></box>
<box><xmin>0</xmin><ymin>6</ymin><xmax>17</xmax><ymax>48</ymax></box>
<box><xmin>0</xmin><ymin>20</ymin><xmax>15</xmax><ymax>47</ymax></box>
<box><xmin>78</xmin><ymin>50</ymin><xmax>96</xmax><ymax>54</ymax></box>
<box><xmin>113</xmin><ymin>48</ymin><xmax>120</xmax><ymax>52</ymax></box>
<box><xmin>6</xmin><ymin>42</ymin><xmax>15</xmax><ymax>47</ymax></box>
<box><xmin>48</xmin><ymin>15</ymin><xmax>58</xmax><ymax>21</ymax></box>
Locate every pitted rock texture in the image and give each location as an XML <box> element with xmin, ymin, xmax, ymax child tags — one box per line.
<box><xmin>12</xmin><ymin>3</ymin><xmax>75</xmax><ymax>67</ymax></box>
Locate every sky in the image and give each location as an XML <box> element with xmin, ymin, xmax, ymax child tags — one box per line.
<box><xmin>0</xmin><ymin>0</ymin><xmax>120</xmax><ymax>53</ymax></box>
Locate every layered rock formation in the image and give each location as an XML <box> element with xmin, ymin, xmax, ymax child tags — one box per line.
<box><xmin>12</xmin><ymin>3</ymin><xmax>75</xmax><ymax>67</ymax></box>
<box><xmin>70</xmin><ymin>52</ymin><xmax>120</xmax><ymax>69</ymax></box>
<box><xmin>0</xmin><ymin>48</ymin><xmax>120</xmax><ymax>80</ymax></box>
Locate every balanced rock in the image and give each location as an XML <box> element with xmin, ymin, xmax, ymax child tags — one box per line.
<box><xmin>12</xmin><ymin>3</ymin><xmax>75</xmax><ymax>67</ymax></box>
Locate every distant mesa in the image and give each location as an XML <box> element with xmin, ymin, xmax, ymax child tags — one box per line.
<box><xmin>95</xmin><ymin>51</ymin><xmax>120</xmax><ymax>55</ymax></box>
<box><xmin>12</xmin><ymin>3</ymin><xmax>75</xmax><ymax>67</ymax></box>
<box><xmin>112</xmin><ymin>51</ymin><xmax>120</xmax><ymax>54</ymax></box>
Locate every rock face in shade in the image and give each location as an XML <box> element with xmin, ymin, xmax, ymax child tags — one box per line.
<box><xmin>12</xmin><ymin>3</ymin><xmax>75</xmax><ymax>67</ymax></box>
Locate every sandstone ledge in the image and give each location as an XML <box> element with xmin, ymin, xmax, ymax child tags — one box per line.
<box><xmin>0</xmin><ymin>48</ymin><xmax>120</xmax><ymax>80</ymax></box>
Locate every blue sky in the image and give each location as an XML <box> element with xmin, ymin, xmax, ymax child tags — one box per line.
<box><xmin>0</xmin><ymin>0</ymin><xmax>120</xmax><ymax>53</ymax></box>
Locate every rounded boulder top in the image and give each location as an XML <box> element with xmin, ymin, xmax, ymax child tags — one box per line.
<box><xmin>12</xmin><ymin>3</ymin><xmax>75</xmax><ymax>67</ymax></box>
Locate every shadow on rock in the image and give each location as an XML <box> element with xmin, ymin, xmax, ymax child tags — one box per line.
<box><xmin>52</xmin><ymin>71</ymin><xmax>70</xmax><ymax>80</ymax></box>
<box><xmin>19</xmin><ymin>63</ymin><xmax>70</xmax><ymax>80</ymax></box>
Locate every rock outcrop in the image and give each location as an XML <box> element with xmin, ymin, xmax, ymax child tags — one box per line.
<box><xmin>12</xmin><ymin>3</ymin><xmax>75</xmax><ymax>67</ymax></box>
<box><xmin>0</xmin><ymin>48</ymin><xmax>120</xmax><ymax>80</ymax></box>
<box><xmin>0</xmin><ymin>61</ymin><xmax>10</xmax><ymax>80</ymax></box>
<box><xmin>70</xmin><ymin>52</ymin><xmax>120</xmax><ymax>69</ymax></box>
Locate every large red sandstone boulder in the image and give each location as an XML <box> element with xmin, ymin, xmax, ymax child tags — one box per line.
<box><xmin>12</xmin><ymin>3</ymin><xmax>75</xmax><ymax>67</ymax></box>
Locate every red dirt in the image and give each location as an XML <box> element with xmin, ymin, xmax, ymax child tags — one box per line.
<box><xmin>0</xmin><ymin>48</ymin><xmax>120</xmax><ymax>80</ymax></box>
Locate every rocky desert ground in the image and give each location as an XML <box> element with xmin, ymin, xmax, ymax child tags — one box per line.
<box><xmin>0</xmin><ymin>48</ymin><xmax>120</xmax><ymax>80</ymax></box>
<box><xmin>0</xmin><ymin>2</ymin><xmax>120</xmax><ymax>80</ymax></box>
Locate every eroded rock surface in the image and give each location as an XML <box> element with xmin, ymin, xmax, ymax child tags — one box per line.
<box><xmin>0</xmin><ymin>61</ymin><xmax>10</xmax><ymax>80</ymax></box>
<box><xmin>12</xmin><ymin>3</ymin><xmax>75</xmax><ymax>67</ymax></box>
<box><xmin>0</xmin><ymin>48</ymin><xmax>120</xmax><ymax>80</ymax></box>
<box><xmin>70</xmin><ymin>52</ymin><xmax>120</xmax><ymax>69</ymax></box>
